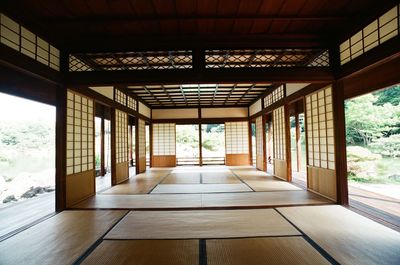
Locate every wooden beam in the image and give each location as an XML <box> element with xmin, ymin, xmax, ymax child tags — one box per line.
<box><xmin>110</xmin><ymin>108</ymin><xmax>117</xmax><ymax>185</ymax></box>
<box><xmin>0</xmin><ymin>44</ymin><xmax>62</xmax><ymax>85</ymax></box>
<box><xmin>152</xmin><ymin>117</ymin><xmax>248</xmax><ymax>124</ymax></box>
<box><xmin>284</xmin><ymin>104</ymin><xmax>292</xmax><ymax>182</ymax></box>
<box><xmin>66</xmin><ymin>68</ymin><xmax>333</xmax><ymax>87</ymax></box>
<box><xmin>55</xmin><ymin>85</ymin><xmax>67</xmax><ymax>211</ymax></box>
<box><xmin>149</xmin><ymin>123</ymin><xmax>153</xmax><ymax>168</ymax></box>
<box><xmin>332</xmin><ymin>81</ymin><xmax>348</xmax><ymax>205</ymax></box>
<box><xmin>100</xmin><ymin>114</ymin><xmax>106</xmax><ymax>176</ymax></box>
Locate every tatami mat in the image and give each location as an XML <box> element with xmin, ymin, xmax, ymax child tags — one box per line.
<box><xmin>244</xmin><ymin>180</ymin><xmax>302</xmax><ymax>192</ymax></box>
<box><xmin>0</xmin><ymin>210</ymin><xmax>127</xmax><ymax>265</ymax></box>
<box><xmin>278</xmin><ymin>205</ymin><xmax>400</xmax><ymax>265</ymax></box>
<box><xmin>82</xmin><ymin>240</ymin><xmax>198</xmax><ymax>265</ymax></box>
<box><xmin>161</xmin><ymin>173</ymin><xmax>201</xmax><ymax>184</ymax></box>
<box><xmin>73</xmin><ymin>194</ymin><xmax>202</xmax><ymax>209</ymax></box>
<box><xmin>202</xmin><ymin>173</ymin><xmax>242</xmax><ymax>184</ymax></box>
<box><xmin>101</xmin><ymin>171</ymin><xmax>169</xmax><ymax>194</ymax></box>
<box><xmin>202</xmin><ymin>190</ymin><xmax>331</xmax><ymax>207</ymax></box>
<box><xmin>105</xmin><ymin>209</ymin><xmax>300</xmax><ymax>239</ymax></box>
<box><xmin>151</xmin><ymin>184</ymin><xmax>252</xmax><ymax>194</ymax></box>
<box><xmin>207</xmin><ymin>237</ymin><xmax>330</xmax><ymax>265</ymax></box>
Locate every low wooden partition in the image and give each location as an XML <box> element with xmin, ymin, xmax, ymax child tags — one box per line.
<box><xmin>115</xmin><ymin>161</ymin><xmax>129</xmax><ymax>184</ymax></box>
<box><xmin>152</xmin><ymin>155</ymin><xmax>176</xmax><ymax>167</ymax></box>
<box><xmin>274</xmin><ymin>159</ymin><xmax>288</xmax><ymax>181</ymax></box>
<box><xmin>66</xmin><ymin>170</ymin><xmax>95</xmax><ymax>207</ymax></box>
<box><xmin>307</xmin><ymin>166</ymin><xmax>337</xmax><ymax>202</ymax></box>
<box><xmin>138</xmin><ymin>157</ymin><xmax>146</xmax><ymax>173</ymax></box>
<box><xmin>226</xmin><ymin>154</ymin><xmax>250</xmax><ymax>166</ymax></box>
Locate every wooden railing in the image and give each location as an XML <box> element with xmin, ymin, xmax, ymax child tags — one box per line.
<box><xmin>176</xmin><ymin>157</ymin><xmax>225</xmax><ymax>166</ymax></box>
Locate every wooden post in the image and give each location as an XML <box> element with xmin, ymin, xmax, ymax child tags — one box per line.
<box><xmin>55</xmin><ymin>86</ymin><xmax>67</xmax><ymax>211</ymax></box>
<box><xmin>295</xmin><ymin>107</ymin><xmax>301</xmax><ymax>172</ymax></box>
<box><xmin>332</xmin><ymin>81</ymin><xmax>349</xmax><ymax>205</ymax></box>
<box><xmin>129</xmin><ymin>123</ymin><xmax>133</xmax><ymax>167</ymax></box>
<box><xmin>198</xmin><ymin>108</ymin><xmax>203</xmax><ymax>166</ymax></box>
<box><xmin>110</xmin><ymin>108</ymin><xmax>117</xmax><ymax>185</ymax></box>
<box><xmin>284</xmin><ymin>104</ymin><xmax>292</xmax><ymax>182</ymax></box>
<box><xmin>100</xmin><ymin>114</ymin><xmax>105</xmax><ymax>176</ymax></box>
<box><xmin>149</xmin><ymin>123</ymin><xmax>153</xmax><ymax>168</ymax></box>
<box><xmin>135</xmin><ymin>117</ymin><xmax>140</xmax><ymax>175</ymax></box>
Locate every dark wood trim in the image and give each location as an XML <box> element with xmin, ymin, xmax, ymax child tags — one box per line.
<box><xmin>100</xmin><ymin>115</ymin><xmax>105</xmax><ymax>176</ymax></box>
<box><xmin>336</xmin><ymin>36</ymin><xmax>400</xmax><ymax>80</ymax></box>
<box><xmin>284</xmin><ymin>104</ymin><xmax>292</xmax><ymax>182</ymax></box>
<box><xmin>332</xmin><ymin>81</ymin><xmax>348</xmax><ymax>205</ymax></box>
<box><xmin>66</xmin><ymin>67</ymin><xmax>333</xmax><ymax>87</ymax></box>
<box><xmin>152</xmin><ymin>117</ymin><xmax>249</xmax><ymax>124</ymax></box>
<box><xmin>151</xmin><ymin>105</ymin><xmax>250</xmax><ymax>110</ymax></box>
<box><xmin>342</xmin><ymin>53</ymin><xmax>400</xmax><ymax>99</ymax></box>
<box><xmin>55</xmin><ymin>86</ymin><xmax>67</xmax><ymax>211</ymax></box>
<box><xmin>135</xmin><ymin>117</ymin><xmax>140</xmax><ymax>175</ymax></box>
<box><xmin>110</xmin><ymin>108</ymin><xmax>117</xmax><ymax>186</ymax></box>
<box><xmin>118</xmin><ymin>86</ymin><xmax>152</xmax><ymax>110</ymax></box>
<box><xmin>0</xmin><ymin>44</ymin><xmax>62</xmax><ymax>85</ymax></box>
<box><xmin>0</xmin><ymin>64</ymin><xmax>57</xmax><ymax>106</ymax></box>
<box><xmin>68</xmin><ymin>87</ymin><xmax>151</xmax><ymax>122</ymax></box>
<box><xmin>149</xmin><ymin>123</ymin><xmax>153</xmax><ymax>168</ymax></box>
<box><xmin>250</xmin><ymin>83</ymin><xmax>330</xmax><ymax>120</ymax></box>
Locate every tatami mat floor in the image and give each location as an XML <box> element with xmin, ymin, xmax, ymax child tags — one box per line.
<box><xmin>1</xmin><ymin>167</ymin><xmax>399</xmax><ymax>264</ymax></box>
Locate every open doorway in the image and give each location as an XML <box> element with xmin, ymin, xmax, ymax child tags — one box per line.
<box><xmin>0</xmin><ymin>92</ymin><xmax>55</xmax><ymax>239</ymax></box>
<box><xmin>290</xmin><ymin>100</ymin><xmax>307</xmax><ymax>186</ymax></box>
<box><xmin>128</xmin><ymin>116</ymin><xmax>135</xmax><ymax>177</ymax></box>
<box><xmin>345</xmin><ymin>84</ymin><xmax>400</xmax><ymax>227</ymax></box>
<box><xmin>94</xmin><ymin>105</ymin><xmax>112</xmax><ymax>192</ymax></box>
<box><xmin>146</xmin><ymin>124</ymin><xmax>150</xmax><ymax>167</ymax></box>
<box><xmin>176</xmin><ymin>124</ymin><xmax>199</xmax><ymax>166</ymax></box>
<box><xmin>201</xmin><ymin>124</ymin><xmax>225</xmax><ymax>165</ymax></box>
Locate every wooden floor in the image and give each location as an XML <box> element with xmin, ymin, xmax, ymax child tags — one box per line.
<box><xmin>1</xmin><ymin>166</ymin><xmax>399</xmax><ymax>264</ymax></box>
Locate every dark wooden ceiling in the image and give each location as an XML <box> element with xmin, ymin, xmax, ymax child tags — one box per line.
<box><xmin>1</xmin><ymin>0</ymin><xmax>397</xmax><ymax>52</ymax></box>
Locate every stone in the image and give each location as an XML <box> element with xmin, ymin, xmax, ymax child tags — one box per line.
<box><xmin>3</xmin><ymin>195</ymin><xmax>17</xmax><ymax>203</ymax></box>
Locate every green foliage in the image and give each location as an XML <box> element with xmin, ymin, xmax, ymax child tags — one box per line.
<box><xmin>345</xmin><ymin>93</ymin><xmax>400</xmax><ymax>145</ymax></box>
<box><xmin>370</xmin><ymin>134</ymin><xmax>400</xmax><ymax>157</ymax></box>
<box><xmin>374</xmin><ymin>85</ymin><xmax>400</xmax><ymax>106</ymax></box>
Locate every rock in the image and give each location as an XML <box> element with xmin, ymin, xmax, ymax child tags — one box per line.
<box><xmin>20</xmin><ymin>187</ymin><xmax>37</xmax><ymax>198</ymax></box>
<box><xmin>3</xmin><ymin>195</ymin><xmax>17</xmax><ymax>203</ymax></box>
<box><xmin>43</xmin><ymin>186</ymin><xmax>55</xmax><ymax>192</ymax></box>
<box><xmin>33</xmin><ymin>187</ymin><xmax>45</xmax><ymax>194</ymax></box>
<box><xmin>389</xmin><ymin>174</ymin><xmax>400</xmax><ymax>181</ymax></box>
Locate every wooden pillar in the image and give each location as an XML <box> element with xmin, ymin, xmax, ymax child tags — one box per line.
<box><xmin>135</xmin><ymin>117</ymin><xmax>140</xmax><ymax>175</ymax></box>
<box><xmin>129</xmin><ymin>124</ymin><xmax>133</xmax><ymax>167</ymax></box>
<box><xmin>110</xmin><ymin>108</ymin><xmax>117</xmax><ymax>185</ymax></box>
<box><xmin>55</xmin><ymin>86</ymin><xmax>67</xmax><ymax>212</ymax></box>
<box><xmin>295</xmin><ymin>108</ymin><xmax>301</xmax><ymax>172</ymax></box>
<box><xmin>149</xmin><ymin>123</ymin><xmax>153</xmax><ymax>168</ymax></box>
<box><xmin>100</xmin><ymin>115</ymin><xmax>106</xmax><ymax>176</ymax></box>
<box><xmin>262</xmin><ymin>115</ymin><xmax>267</xmax><ymax>171</ymax></box>
<box><xmin>284</xmin><ymin>104</ymin><xmax>292</xmax><ymax>182</ymax></box>
<box><xmin>332</xmin><ymin>81</ymin><xmax>349</xmax><ymax>205</ymax></box>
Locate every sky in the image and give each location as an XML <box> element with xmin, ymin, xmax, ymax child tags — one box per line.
<box><xmin>0</xmin><ymin>92</ymin><xmax>55</xmax><ymax>122</ymax></box>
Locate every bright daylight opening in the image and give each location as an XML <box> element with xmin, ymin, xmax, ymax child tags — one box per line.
<box><xmin>0</xmin><ymin>92</ymin><xmax>55</xmax><ymax>238</ymax></box>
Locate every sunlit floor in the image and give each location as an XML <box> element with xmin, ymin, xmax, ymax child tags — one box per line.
<box><xmin>1</xmin><ymin>166</ymin><xmax>399</xmax><ymax>265</ymax></box>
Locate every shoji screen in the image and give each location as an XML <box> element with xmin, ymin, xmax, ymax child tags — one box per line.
<box><xmin>66</xmin><ymin>90</ymin><xmax>95</xmax><ymax>206</ymax></box>
<box><xmin>225</xmin><ymin>121</ymin><xmax>249</xmax><ymax>166</ymax></box>
<box><xmin>152</xmin><ymin>123</ymin><xmax>176</xmax><ymax>167</ymax></box>
<box><xmin>137</xmin><ymin>118</ymin><xmax>146</xmax><ymax>173</ymax></box>
<box><xmin>273</xmin><ymin>106</ymin><xmax>289</xmax><ymax>180</ymax></box>
<box><xmin>114</xmin><ymin>109</ymin><xmax>129</xmax><ymax>184</ymax></box>
<box><xmin>255</xmin><ymin>117</ymin><xmax>264</xmax><ymax>170</ymax></box>
<box><xmin>305</xmin><ymin>86</ymin><xmax>336</xmax><ymax>201</ymax></box>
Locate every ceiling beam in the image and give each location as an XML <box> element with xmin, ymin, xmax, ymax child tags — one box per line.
<box><xmin>42</xmin><ymin>15</ymin><xmax>348</xmax><ymax>25</ymax></box>
<box><xmin>66</xmin><ymin>67</ymin><xmax>333</xmax><ymax>87</ymax></box>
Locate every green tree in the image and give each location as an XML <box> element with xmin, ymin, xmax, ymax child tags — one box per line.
<box><xmin>374</xmin><ymin>85</ymin><xmax>400</xmax><ymax>106</ymax></box>
<box><xmin>345</xmin><ymin>94</ymin><xmax>400</xmax><ymax>145</ymax></box>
